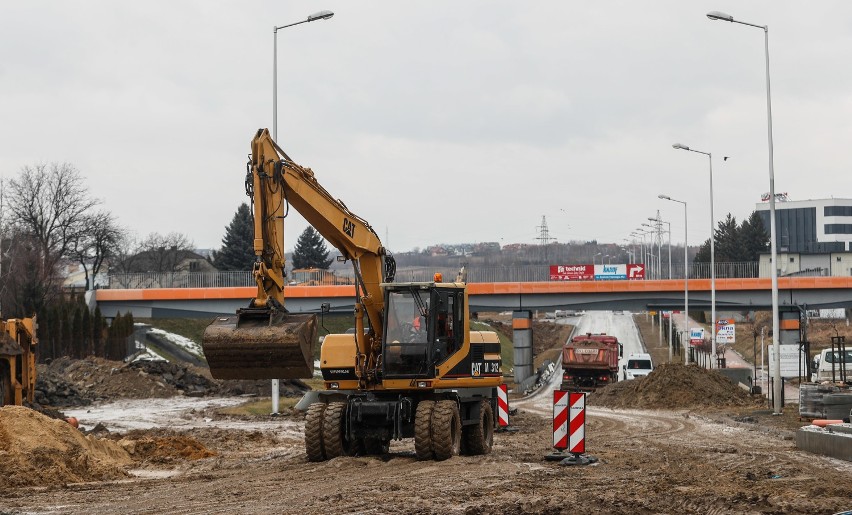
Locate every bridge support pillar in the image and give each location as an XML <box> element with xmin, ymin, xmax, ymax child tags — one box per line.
<box><xmin>779</xmin><ymin>308</ymin><xmax>801</xmax><ymax>345</ymax></box>
<box><xmin>512</xmin><ymin>310</ymin><xmax>533</xmax><ymax>387</ymax></box>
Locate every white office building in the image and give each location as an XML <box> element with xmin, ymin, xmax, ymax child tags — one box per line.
<box><xmin>755</xmin><ymin>197</ymin><xmax>852</xmax><ymax>276</ymax></box>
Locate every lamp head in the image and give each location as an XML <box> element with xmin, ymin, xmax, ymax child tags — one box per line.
<box><xmin>707</xmin><ymin>11</ymin><xmax>734</xmax><ymax>22</ymax></box>
<box><xmin>672</xmin><ymin>143</ymin><xmax>689</xmax><ymax>151</ymax></box>
<box><xmin>658</xmin><ymin>194</ymin><xmax>670</xmax><ymax>200</ymax></box>
<box><xmin>308</xmin><ymin>10</ymin><xmax>334</xmax><ymax>21</ymax></box>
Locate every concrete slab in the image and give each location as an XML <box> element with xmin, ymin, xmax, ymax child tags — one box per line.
<box><xmin>796</xmin><ymin>424</ymin><xmax>852</xmax><ymax>462</ymax></box>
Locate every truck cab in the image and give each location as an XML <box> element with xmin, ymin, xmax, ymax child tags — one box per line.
<box><xmin>623</xmin><ymin>352</ymin><xmax>654</xmax><ymax>380</ymax></box>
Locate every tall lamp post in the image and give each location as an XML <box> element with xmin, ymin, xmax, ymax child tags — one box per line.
<box><xmin>707</xmin><ymin>7</ymin><xmax>782</xmax><ymax>416</ymax></box>
<box><xmin>273</xmin><ymin>10</ymin><xmax>334</xmax><ymax>140</ymax></box>
<box><xmin>270</xmin><ymin>9</ymin><xmax>334</xmax><ymax>416</ymax></box>
<box><xmin>673</xmin><ymin>143</ymin><xmax>717</xmax><ymax>367</ymax></box>
<box><xmin>659</xmin><ymin>195</ymin><xmax>688</xmax><ymax>365</ymax></box>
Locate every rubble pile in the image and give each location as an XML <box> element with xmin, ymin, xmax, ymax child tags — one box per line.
<box><xmin>36</xmin><ymin>356</ymin><xmax>309</xmax><ymax>407</ymax></box>
<box><xmin>0</xmin><ymin>406</ymin><xmax>131</xmax><ymax>488</ymax></box>
<box><xmin>590</xmin><ymin>363</ymin><xmax>758</xmax><ymax>409</ymax></box>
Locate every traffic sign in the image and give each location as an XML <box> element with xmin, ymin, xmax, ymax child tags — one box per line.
<box><xmin>715</xmin><ymin>319</ymin><xmax>736</xmax><ymax>344</ymax></box>
<box><xmin>689</xmin><ymin>327</ymin><xmax>704</xmax><ymax>346</ymax></box>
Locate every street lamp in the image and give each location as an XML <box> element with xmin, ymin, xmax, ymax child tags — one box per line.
<box><xmin>673</xmin><ymin>142</ymin><xmax>717</xmax><ymax>367</ymax></box>
<box><xmin>594</xmin><ymin>252</ymin><xmax>603</xmax><ymax>265</ymax></box>
<box><xmin>660</xmin><ymin>194</ymin><xmax>688</xmax><ymax>365</ymax></box>
<box><xmin>707</xmin><ymin>7</ymin><xmax>783</xmax><ymax>416</ymax></box>
<box><xmin>273</xmin><ymin>10</ymin><xmax>334</xmax><ymax>140</ymax></box>
<box><xmin>270</xmin><ymin>9</ymin><xmax>333</xmax><ymax>416</ymax></box>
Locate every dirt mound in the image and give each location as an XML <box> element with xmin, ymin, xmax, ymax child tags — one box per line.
<box><xmin>118</xmin><ymin>434</ymin><xmax>216</xmax><ymax>464</ymax></box>
<box><xmin>37</xmin><ymin>356</ymin><xmax>309</xmax><ymax>406</ymax></box>
<box><xmin>590</xmin><ymin>363</ymin><xmax>759</xmax><ymax>409</ymax></box>
<box><xmin>0</xmin><ymin>406</ymin><xmax>131</xmax><ymax>488</ymax></box>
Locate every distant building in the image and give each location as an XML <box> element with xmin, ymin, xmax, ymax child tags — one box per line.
<box><xmin>755</xmin><ymin>197</ymin><xmax>852</xmax><ymax>276</ymax></box>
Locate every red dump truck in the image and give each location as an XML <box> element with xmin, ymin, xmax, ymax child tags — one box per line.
<box><xmin>561</xmin><ymin>333</ymin><xmax>622</xmax><ymax>392</ymax></box>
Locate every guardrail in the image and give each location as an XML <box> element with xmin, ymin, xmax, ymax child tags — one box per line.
<box><xmin>104</xmin><ymin>261</ymin><xmax>834</xmax><ymax>289</ymax></box>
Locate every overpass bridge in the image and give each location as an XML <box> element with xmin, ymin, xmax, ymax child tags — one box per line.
<box><xmin>93</xmin><ymin>276</ymin><xmax>852</xmax><ymax>319</ymax></box>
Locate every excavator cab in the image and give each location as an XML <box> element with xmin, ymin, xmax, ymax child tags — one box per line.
<box><xmin>382</xmin><ymin>283</ymin><xmax>462</xmax><ymax>379</ymax></box>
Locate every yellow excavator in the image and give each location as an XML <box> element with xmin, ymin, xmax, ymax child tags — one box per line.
<box><xmin>202</xmin><ymin>129</ymin><xmax>502</xmax><ymax>461</ymax></box>
<box><xmin>0</xmin><ymin>317</ymin><xmax>37</xmax><ymax>407</ymax></box>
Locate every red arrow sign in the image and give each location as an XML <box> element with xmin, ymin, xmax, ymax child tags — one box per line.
<box><xmin>627</xmin><ymin>264</ymin><xmax>645</xmax><ymax>280</ymax></box>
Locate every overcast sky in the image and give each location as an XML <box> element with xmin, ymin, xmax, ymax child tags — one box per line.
<box><xmin>2</xmin><ymin>2</ymin><xmax>850</xmax><ymax>254</ymax></box>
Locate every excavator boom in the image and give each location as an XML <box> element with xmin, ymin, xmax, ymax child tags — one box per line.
<box><xmin>202</xmin><ymin>129</ymin><xmax>391</xmax><ymax>380</ymax></box>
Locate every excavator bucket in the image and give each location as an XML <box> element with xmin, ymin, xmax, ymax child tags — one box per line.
<box><xmin>202</xmin><ymin>311</ymin><xmax>317</xmax><ymax>380</ymax></box>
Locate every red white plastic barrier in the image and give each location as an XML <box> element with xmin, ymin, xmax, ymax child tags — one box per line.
<box><xmin>497</xmin><ymin>383</ymin><xmax>509</xmax><ymax>426</ymax></box>
<box><xmin>554</xmin><ymin>390</ymin><xmax>587</xmax><ymax>452</ymax></box>
<box><xmin>553</xmin><ymin>390</ymin><xmax>569</xmax><ymax>449</ymax></box>
<box><xmin>568</xmin><ymin>392</ymin><xmax>586</xmax><ymax>454</ymax></box>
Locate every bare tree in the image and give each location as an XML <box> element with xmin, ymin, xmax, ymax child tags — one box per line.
<box><xmin>7</xmin><ymin>163</ymin><xmax>100</xmax><ymax>286</ymax></box>
<box><xmin>5</xmin><ymin>163</ymin><xmax>100</xmax><ymax>309</ymax></box>
<box><xmin>132</xmin><ymin>232</ymin><xmax>195</xmax><ymax>273</ymax></box>
<box><xmin>0</xmin><ymin>229</ymin><xmax>51</xmax><ymax>317</ymax></box>
<box><xmin>69</xmin><ymin>210</ymin><xmax>126</xmax><ymax>290</ymax></box>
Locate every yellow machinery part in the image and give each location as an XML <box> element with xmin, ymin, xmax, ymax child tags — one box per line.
<box><xmin>202</xmin><ymin>312</ymin><xmax>317</xmax><ymax>380</ymax></box>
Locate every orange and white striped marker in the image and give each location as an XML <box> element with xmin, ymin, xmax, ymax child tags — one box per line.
<box><xmin>497</xmin><ymin>383</ymin><xmax>509</xmax><ymax>426</ymax></box>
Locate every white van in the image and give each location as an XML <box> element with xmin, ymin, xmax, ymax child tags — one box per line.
<box><xmin>623</xmin><ymin>352</ymin><xmax>654</xmax><ymax>380</ymax></box>
<box><xmin>811</xmin><ymin>348</ymin><xmax>852</xmax><ymax>382</ymax></box>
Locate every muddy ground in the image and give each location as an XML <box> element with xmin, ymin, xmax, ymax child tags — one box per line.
<box><xmin>1</xmin><ymin>319</ymin><xmax>851</xmax><ymax>514</ymax></box>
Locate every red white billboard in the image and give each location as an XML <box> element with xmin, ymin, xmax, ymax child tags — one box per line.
<box><xmin>550</xmin><ymin>264</ymin><xmax>594</xmax><ymax>281</ymax></box>
<box><xmin>626</xmin><ymin>263</ymin><xmax>645</xmax><ymax>280</ymax></box>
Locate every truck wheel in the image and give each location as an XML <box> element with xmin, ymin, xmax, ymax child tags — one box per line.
<box><xmin>305</xmin><ymin>403</ymin><xmax>327</xmax><ymax>462</ymax></box>
<box><xmin>414</xmin><ymin>400</ymin><xmax>435</xmax><ymax>460</ymax></box>
<box><xmin>322</xmin><ymin>401</ymin><xmax>351</xmax><ymax>459</ymax></box>
<box><xmin>431</xmin><ymin>400</ymin><xmax>461</xmax><ymax>461</ymax></box>
<box><xmin>463</xmin><ymin>400</ymin><xmax>494</xmax><ymax>455</ymax></box>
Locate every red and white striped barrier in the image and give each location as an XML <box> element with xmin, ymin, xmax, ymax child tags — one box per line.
<box><xmin>568</xmin><ymin>392</ymin><xmax>586</xmax><ymax>454</ymax></box>
<box><xmin>553</xmin><ymin>390</ymin><xmax>586</xmax><ymax>453</ymax></box>
<box><xmin>497</xmin><ymin>383</ymin><xmax>509</xmax><ymax>426</ymax></box>
<box><xmin>553</xmin><ymin>390</ymin><xmax>569</xmax><ymax>449</ymax></box>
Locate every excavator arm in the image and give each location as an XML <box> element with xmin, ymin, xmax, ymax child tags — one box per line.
<box><xmin>202</xmin><ymin>129</ymin><xmax>393</xmax><ymax>380</ymax></box>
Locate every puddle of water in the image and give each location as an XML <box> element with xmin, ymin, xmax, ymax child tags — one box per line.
<box><xmin>128</xmin><ymin>469</ymin><xmax>181</xmax><ymax>479</ymax></box>
<box><xmin>64</xmin><ymin>397</ymin><xmax>303</xmax><ymax>434</ymax></box>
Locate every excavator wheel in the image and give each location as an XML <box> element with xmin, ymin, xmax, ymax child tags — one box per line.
<box><xmin>414</xmin><ymin>400</ymin><xmax>436</xmax><ymax>460</ymax></box>
<box><xmin>462</xmin><ymin>400</ymin><xmax>494</xmax><ymax>455</ymax></box>
<box><xmin>321</xmin><ymin>402</ymin><xmax>352</xmax><ymax>459</ymax></box>
<box><xmin>431</xmin><ymin>400</ymin><xmax>461</xmax><ymax>461</ymax></box>
<box><xmin>305</xmin><ymin>403</ymin><xmax>327</xmax><ymax>462</ymax></box>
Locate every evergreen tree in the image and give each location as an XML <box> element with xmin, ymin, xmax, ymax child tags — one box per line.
<box><xmin>93</xmin><ymin>306</ymin><xmax>105</xmax><ymax>356</ymax></box>
<box><xmin>739</xmin><ymin>211</ymin><xmax>769</xmax><ymax>260</ymax></box>
<box><xmin>694</xmin><ymin>239</ymin><xmax>711</xmax><ymax>263</ymax></box>
<box><xmin>292</xmin><ymin>226</ymin><xmax>333</xmax><ymax>269</ymax></box>
<box><xmin>72</xmin><ymin>307</ymin><xmax>83</xmax><ymax>356</ymax></box>
<box><xmin>213</xmin><ymin>203</ymin><xmax>255</xmax><ymax>271</ymax></box>
<box><xmin>715</xmin><ymin>214</ymin><xmax>742</xmax><ymax>262</ymax></box>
